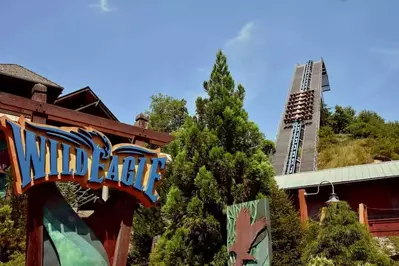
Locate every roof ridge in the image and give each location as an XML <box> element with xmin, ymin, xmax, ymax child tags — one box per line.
<box><xmin>0</xmin><ymin>63</ymin><xmax>63</xmax><ymax>88</ymax></box>
<box><xmin>15</xmin><ymin>64</ymin><xmax>62</xmax><ymax>88</ymax></box>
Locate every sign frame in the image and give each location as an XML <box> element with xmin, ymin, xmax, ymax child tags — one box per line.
<box><xmin>1</xmin><ymin>115</ymin><xmax>167</xmax><ymax>208</ymax></box>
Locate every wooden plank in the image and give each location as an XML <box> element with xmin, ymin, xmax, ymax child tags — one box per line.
<box><xmin>369</xmin><ymin>219</ymin><xmax>399</xmax><ymax>237</ymax></box>
<box><xmin>0</xmin><ymin>91</ymin><xmax>173</xmax><ymax>146</ymax></box>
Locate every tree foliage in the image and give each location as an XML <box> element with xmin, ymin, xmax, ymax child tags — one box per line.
<box><xmin>318</xmin><ymin>104</ymin><xmax>399</xmax><ymax>169</ymax></box>
<box><xmin>301</xmin><ymin>201</ymin><xmax>393</xmax><ymax>266</ymax></box>
<box><xmin>149</xmin><ymin>50</ymin><xmax>301</xmax><ymax>266</ymax></box>
<box><xmin>128</xmin><ymin>94</ymin><xmax>189</xmax><ymax>265</ymax></box>
<box><xmin>306</xmin><ymin>256</ymin><xmax>334</xmax><ymax>266</ymax></box>
<box><xmin>0</xmin><ymin>169</ymin><xmax>26</xmax><ymax>265</ymax></box>
<box><xmin>146</xmin><ymin>93</ymin><xmax>189</xmax><ymax>133</ymax></box>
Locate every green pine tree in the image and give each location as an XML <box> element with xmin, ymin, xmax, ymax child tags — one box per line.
<box><xmin>301</xmin><ymin>201</ymin><xmax>393</xmax><ymax>266</ymax></box>
<box><xmin>128</xmin><ymin>94</ymin><xmax>189</xmax><ymax>266</ymax></box>
<box><xmin>149</xmin><ymin>50</ymin><xmax>302</xmax><ymax>265</ymax></box>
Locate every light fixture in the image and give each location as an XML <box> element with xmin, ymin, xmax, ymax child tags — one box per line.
<box><xmin>304</xmin><ymin>180</ymin><xmax>340</xmax><ymax>204</ymax></box>
<box><xmin>326</xmin><ymin>192</ymin><xmax>340</xmax><ymax>203</ymax></box>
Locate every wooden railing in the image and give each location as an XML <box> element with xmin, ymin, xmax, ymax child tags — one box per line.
<box><xmin>359</xmin><ymin>203</ymin><xmax>399</xmax><ymax>236</ymax></box>
<box><xmin>297</xmin><ymin>193</ymin><xmax>399</xmax><ymax>237</ymax></box>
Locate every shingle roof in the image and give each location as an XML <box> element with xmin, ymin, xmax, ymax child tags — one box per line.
<box><xmin>275</xmin><ymin>160</ymin><xmax>399</xmax><ymax>190</ymax></box>
<box><xmin>0</xmin><ymin>64</ymin><xmax>62</xmax><ymax>89</ymax></box>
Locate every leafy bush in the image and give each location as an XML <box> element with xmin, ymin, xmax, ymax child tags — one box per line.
<box><xmin>307</xmin><ymin>256</ymin><xmax>334</xmax><ymax>266</ymax></box>
<box><xmin>0</xmin><ymin>252</ymin><xmax>25</xmax><ymax>266</ymax></box>
<box><xmin>301</xmin><ymin>202</ymin><xmax>393</xmax><ymax>266</ymax></box>
<box><xmin>0</xmin><ymin>169</ymin><xmax>26</xmax><ymax>264</ymax></box>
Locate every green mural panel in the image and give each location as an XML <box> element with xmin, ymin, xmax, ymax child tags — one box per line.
<box><xmin>43</xmin><ymin>192</ymin><xmax>109</xmax><ymax>266</ymax></box>
<box><xmin>227</xmin><ymin>198</ymin><xmax>272</xmax><ymax>266</ymax></box>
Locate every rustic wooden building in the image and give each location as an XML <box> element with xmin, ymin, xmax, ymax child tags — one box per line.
<box><xmin>275</xmin><ymin>160</ymin><xmax>399</xmax><ymax>236</ymax></box>
<box><xmin>0</xmin><ymin>64</ymin><xmax>121</xmax><ymax>199</ymax></box>
<box><xmin>0</xmin><ymin>63</ymin><xmax>173</xmax><ymax>265</ymax></box>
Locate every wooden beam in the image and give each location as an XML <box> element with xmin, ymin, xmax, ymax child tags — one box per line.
<box><xmin>75</xmin><ymin>100</ymin><xmax>99</xmax><ymax>111</ymax></box>
<box><xmin>0</xmin><ymin>91</ymin><xmax>173</xmax><ymax>146</ymax></box>
<box><xmin>25</xmin><ymin>83</ymin><xmax>47</xmax><ymax>266</ymax></box>
<box><xmin>298</xmin><ymin>189</ymin><xmax>308</xmax><ymax>227</ymax></box>
<box><xmin>359</xmin><ymin>203</ymin><xmax>365</xmax><ymax>224</ymax></box>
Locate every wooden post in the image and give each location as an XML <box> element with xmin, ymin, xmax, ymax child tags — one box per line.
<box><xmin>111</xmin><ymin>113</ymin><xmax>148</xmax><ymax>265</ymax></box>
<box><xmin>135</xmin><ymin>113</ymin><xmax>149</xmax><ymax>129</ymax></box>
<box><xmin>320</xmin><ymin>207</ymin><xmax>327</xmax><ymax>225</ymax></box>
<box><xmin>26</xmin><ymin>83</ymin><xmax>47</xmax><ymax>266</ymax></box>
<box><xmin>359</xmin><ymin>203</ymin><xmax>365</xmax><ymax>225</ymax></box>
<box><xmin>298</xmin><ymin>189</ymin><xmax>308</xmax><ymax>227</ymax></box>
<box><xmin>359</xmin><ymin>203</ymin><xmax>369</xmax><ymax>231</ymax></box>
<box><xmin>112</xmin><ymin>194</ymin><xmax>137</xmax><ymax>265</ymax></box>
<box><xmin>364</xmin><ymin>205</ymin><xmax>369</xmax><ymax>231</ymax></box>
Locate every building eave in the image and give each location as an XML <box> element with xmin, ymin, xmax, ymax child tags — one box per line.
<box><xmin>275</xmin><ymin>160</ymin><xmax>399</xmax><ymax>190</ymax></box>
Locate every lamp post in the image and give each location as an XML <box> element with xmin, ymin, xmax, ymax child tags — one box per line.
<box><xmin>304</xmin><ymin>180</ymin><xmax>340</xmax><ymax>204</ymax></box>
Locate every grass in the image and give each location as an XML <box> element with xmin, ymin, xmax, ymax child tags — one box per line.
<box><xmin>317</xmin><ymin>136</ymin><xmax>374</xmax><ymax>170</ymax></box>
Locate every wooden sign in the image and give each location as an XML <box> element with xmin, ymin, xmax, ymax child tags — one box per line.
<box><xmin>227</xmin><ymin>199</ymin><xmax>272</xmax><ymax>266</ymax></box>
<box><xmin>0</xmin><ymin>115</ymin><xmax>168</xmax><ymax>207</ymax></box>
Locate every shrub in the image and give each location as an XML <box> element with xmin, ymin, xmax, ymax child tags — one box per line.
<box><xmin>301</xmin><ymin>202</ymin><xmax>393</xmax><ymax>266</ymax></box>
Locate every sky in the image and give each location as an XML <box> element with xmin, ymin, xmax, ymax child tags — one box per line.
<box><xmin>1</xmin><ymin>0</ymin><xmax>399</xmax><ymax>140</ymax></box>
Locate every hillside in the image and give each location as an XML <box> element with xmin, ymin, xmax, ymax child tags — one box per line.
<box><xmin>317</xmin><ymin>104</ymin><xmax>399</xmax><ymax>170</ymax></box>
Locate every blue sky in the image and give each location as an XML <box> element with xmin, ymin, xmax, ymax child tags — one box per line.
<box><xmin>1</xmin><ymin>0</ymin><xmax>398</xmax><ymax>140</ymax></box>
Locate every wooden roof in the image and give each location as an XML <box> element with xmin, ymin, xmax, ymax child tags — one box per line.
<box><xmin>0</xmin><ymin>64</ymin><xmax>63</xmax><ymax>103</ymax></box>
<box><xmin>0</xmin><ymin>64</ymin><xmax>62</xmax><ymax>89</ymax></box>
<box><xmin>55</xmin><ymin>87</ymin><xmax>118</xmax><ymax>121</ymax></box>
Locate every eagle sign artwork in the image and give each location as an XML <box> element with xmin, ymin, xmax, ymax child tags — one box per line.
<box><xmin>0</xmin><ymin>115</ymin><xmax>167</xmax><ymax>207</ymax></box>
<box><xmin>227</xmin><ymin>198</ymin><xmax>272</xmax><ymax>266</ymax></box>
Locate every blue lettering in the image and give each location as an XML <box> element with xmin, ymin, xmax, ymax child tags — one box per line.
<box><xmin>75</xmin><ymin>148</ymin><xmax>88</xmax><ymax>177</ymax></box>
<box><xmin>106</xmin><ymin>156</ymin><xmax>119</xmax><ymax>181</ymax></box>
<box><xmin>6</xmin><ymin>119</ymin><xmax>168</xmax><ymax>205</ymax></box>
<box><xmin>144</xmin><ymin>157</ymin><xmax>166</xmax><ymax>202</ymax></box>
<box><xmin>90</xmin><ymin>148</ymin><xmax>105</xmax><ymax>183</ymax></box>
<box><xmin>61</xmin><ymin>143</ymin><xmax>73</xmax><ymax>175</ymax></box>
<box><xmin>48</xmin><ymin>139</ymin><xmax>58</xmax><ymax>176</ymax></box>
<box><xmin>8</xmin><ymin>122</ymin><xmax>46</xmax><ymax>188</ymax></box>
<box><xmin>120</xmin><ymin>157</ymin><xmax>135</xmax><ymax>186</ymax></box>
<box><xmin>133</xmin><ymin>157</ymin><xmax>147</xmax><ymax>191</ymax></box>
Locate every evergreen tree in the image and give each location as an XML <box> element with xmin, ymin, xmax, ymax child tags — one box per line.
<box><xmin>149</xmin><ymin>50</ymin><xmax>302</xmax><ymax>265</ymax></box>
<box><xmin>301</xmin><ymin>201</ymin><xmax>393</xmax><ymax>266</ymax></box>
<box><xmin>0</xmin><ymin>169</ymin><xmax>26</xmax><ymax>264</ymax></box>
<box><xmin>128</xmin><ymin>94</ymin><xmax>189</xmax><ymax>266</ymax></box>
